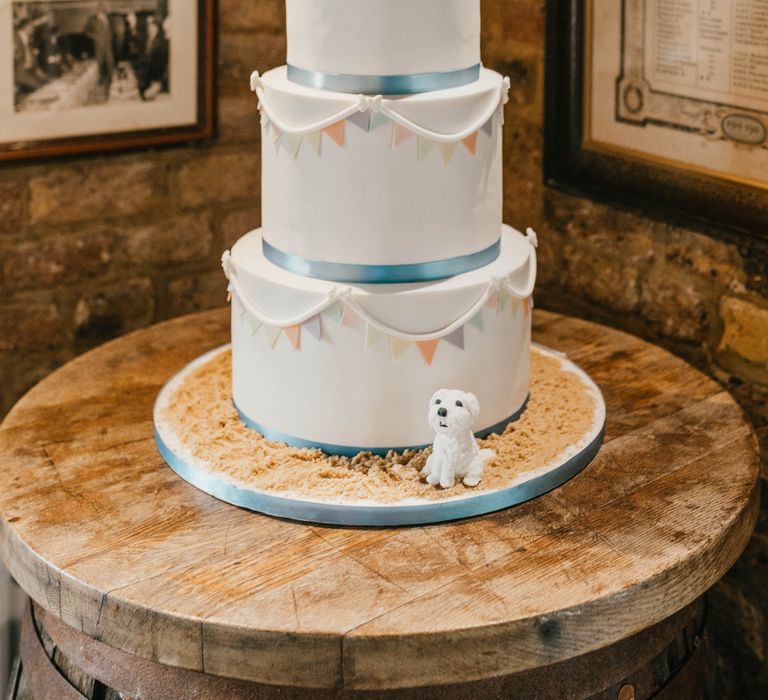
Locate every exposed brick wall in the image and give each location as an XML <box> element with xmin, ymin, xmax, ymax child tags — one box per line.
<box><xmin>0</xmin><ymin>0</ymin><xmax>765</xmax><ymax>694</ymax></box>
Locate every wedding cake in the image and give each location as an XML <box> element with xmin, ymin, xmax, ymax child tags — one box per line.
<box><xmin>222</xmin><ymin>0</ymin><xmax>538</xmax><ymax>457</ymax></box>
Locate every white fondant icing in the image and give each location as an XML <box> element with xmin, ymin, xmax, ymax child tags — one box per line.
<box><xmin>260</xmin><ymin>67</ymin><xmax>504</xmax><ymax>268</ymax></box>
<box><xmin>286</xmin><ymin>0</ymin><xmax>480</xmax><ymax>80</ymax></box>
<box><xmin>230</xmin><ymin>227</ymin><xmax>533</xmax><ymax>450</ymax></box>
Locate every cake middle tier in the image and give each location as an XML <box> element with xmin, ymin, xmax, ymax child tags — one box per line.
<box><xmin>257</xmin><ymin>67</ymin><xmax>507</xmax><ymax>282</ymax></box>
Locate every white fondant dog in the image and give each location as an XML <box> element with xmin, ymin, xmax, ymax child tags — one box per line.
<box><xmin>422</xmin><ymin>389</ymin><xmax>495</xmax><ymax>489</ymax></box>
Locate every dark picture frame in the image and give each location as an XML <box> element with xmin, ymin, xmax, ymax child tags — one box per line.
<box><xmin>1</xmin><ymin>0</ymin><xmax>215</xmax><ymax>164</ymax></box>
<box><xmin>544</xmin><ymin>0</ymin><xmax>768</xmax><ymax>241</ymax></box>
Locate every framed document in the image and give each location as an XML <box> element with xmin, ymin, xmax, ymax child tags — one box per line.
<box><xmin>0</xmin><ymin>0</ymin><xmax>215</xmax><ymax>164</ymax></box>
<box><xmin>545</xmin><ymin>0</ymin><xmax>768</xmax><ymax>239</ymax></box>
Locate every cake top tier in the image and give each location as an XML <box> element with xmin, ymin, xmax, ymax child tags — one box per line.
<box><xmin>286</xmin><ymin>0</ymin><xmax>481</xmax><ymax>94</ymax></box>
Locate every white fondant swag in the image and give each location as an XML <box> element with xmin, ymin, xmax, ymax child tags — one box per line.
<box><xmin>251</xmin><ymin>71</ymin><xmax>511</xmax><ymax>162</ymax></box>
<box><xmin>222</xmin><ymin>229</ymin><xmax>537</xmax><ymax>366</ymax></box>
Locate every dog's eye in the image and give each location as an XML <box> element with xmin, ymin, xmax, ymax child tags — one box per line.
<box><xmin>455</xmin><ymin>400</ymin><xmax>463</xmax><ymax>407</ymax></box>
<box><xmin>435</xmin><ymin>399</ymin><xmax>441</xmax><ymax>405</ymax></box>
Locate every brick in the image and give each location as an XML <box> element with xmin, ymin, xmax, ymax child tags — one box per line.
<box><xmin>639</xmin><ymin>271</ymin><xmax>712</xmax><ymax>343</ymax></box>
<box><xmin>3</xmin><ymin>231</ymin><xmax>113</xmax><ymax>290</ymax></box>
<box><xmin>482</xmin><ymin>0</ymin><xmax>546</xmax><ymax>52</ymax></box>
<box><xmin>74</xmin><ymin>279</ymin><xmax>155</xmax><ymax>349</ymax></box>
<box><xmin>28</xmin><ymin>161</ymin><xmax>167</xmax><ymax>225</ymax></box>
<box><xmin>0</xmin><ymin>179</ymin><xmax>25</xmax><ymax>234</ymax></box>
<box><xmin>0</xmin><ymin>304</ymin><xmax>65</xmax><ymax>351</ymax></box>
<box><xmin>503</xmin><ymin>120</ymin><xmax>543</xmax><ymax>225</ymax></box>
<box><xmin>491</xmin><ymin>57</ymin><xmax>538</xmax><ymax>107</ymax></box>
<box><xmin>219</xmin><ymin>0</ymin><xmax>284</xmax><ymax>32</ymax></box>
<box><xmin>219</xmin><ymin>32</ymin><xmax>286</xmax><ymax>86</ymax></box>
<box><xmin>166</xmin><ymin>271</ymin><xmax>227</xmax><ymax>316</ymax></box>
<box><xmin>561</xmin><ymin>245</ymin><xmax>640</xmax><ymax>313</ymax></box>
<box><xmin>120</xmin><ymin>214</ymin><xmax>214</xmax><ymax>266</ymax></box>
<box><xmin>178</xmin><ymin>152</ymin><xmax>258</xmax><ymax>207</ymax></box>
<box><xmin>663</xmin><ymin>228</ymin><xmax>746</xmax><ymax>293</ymax></box>
<box><xmin>218</xmin><ymin>94</ymin><xmax>261</xmax><ymax>144</ymax></box>
<box><xmin>220</xmin><ymin>205</ymin><xmax>261</xmax><ymax>250</ymax></box>
<box><xmin>720</xmin><ymin>297</ymin><xmax>768</xmax><ymax>369</ymax></box>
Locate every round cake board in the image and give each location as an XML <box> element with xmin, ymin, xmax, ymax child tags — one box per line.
<box><xmin>153</xmin><ymin>345</ymin><xmax>605</xmax><ymax>527</ymax></box>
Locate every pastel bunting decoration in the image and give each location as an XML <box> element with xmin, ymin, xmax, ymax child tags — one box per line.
<box><xmin>389</xmin><ymin>337</ymin><xmax>412</xmax><ymax>362</ymax></box>
<box><xmin>523</xmin><ymin>297</ymin><xmax>532</xmax><ymax>319</ymax></box>
<box><xmin>283</xmin><ymin>324</ymin><xmax>301</xmax><ymax>350</ymax></box>
<box><xmin>438</xmin><ymin>142</ymin><xmax>458</xmax><ymax>165</ymax></box>
<box><xmin>304</xmin><ymin>131</ymin><xmax>322</xmax><ymax>156</ymax></box>
<box><xmin>247</xmin><ymin>317</ymin><xmax>262</xmax><ymax>335</ymax></box>
<box><xmin>467</xmin><ymin>310</ymin><xmax>484</xmax><ymax>331</ymax></box>
<box><xmin>264</xmin><ymin>325</ymin><xmax>281</xmax><ymax>348</ymax></box>
<box><xmin>365</xmin><ymin>323</ymin><xmax>387</xmax><ymax>349</ymax></box>
<box><xmin>270</xmin><ymin>123</ymin><xmax>283</xmax><ymax>143</ymax></box>
<box><xmin>481</xmin><ymin>116</ymin><xmax>494</xmax><ymax>137</ymax></box>
<box><xmin>509</xmin><ymin>298</ymin><xmax>519</xmax><ymax>319</ymax></box>
<box><xmin>341</xmin><ymin>303</ymin><xmax>364</xmax><ymax>326</ymax></box>
<box><xmin>348</xmin><ymin>111</ymin><xmax>371</xmax><ymax>132</ymax></box>
<box><xmin>416</xmin><ymin>339</ymin><xmax>440</xmax><ymax>365</ymax></box>
<box><xmin>443</xmin><ymin>326</ymin><xmax>465</xmax><ymax>350</ymax></box>
<box><xmin>303</xmin><ymin>315</ymin><xmax>322</xmax><ymax>341</ymax></box>
<box><xmin>283</xmin><ymin>132</ymin><xmax>302</xmax><ymax>158</ymax></box>
<box><xmin>462</xmin><ymin>131</ymin><xmax>478</xmax><ymax>155</ymax></box>
<box><xmin>321</xmin><ymin>301</ymin><xmax>342</xmax><ymax>323</ymax></box>
<box><xmin>323</xmin><ymin>120</ymin><xmax>345</xmax><ymax>147</ymax></box>
<box><xmin>498</xmin><ymin>288</ymin><xmax>511</xmax><ymax>312</ymax></box>
<box><xmin>485</xmin><ymin>291</ymin><xmax>499</xmax><ymax>312</ymax></box>
<box><xmin>417</xmin><ymin>136</ymin><xmax>436</xmax><ymax>161</ymax></box>
<box><xmin>370</xmin><ymin>112</ymin><xmax>390</xmax><ymax>131</ymax></box>
<box><xmin>392</xmin><ymin>122</ymin><xmax>415</xmax><ymax>148</ymax></box>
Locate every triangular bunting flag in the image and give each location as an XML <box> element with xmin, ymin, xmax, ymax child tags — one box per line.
<box><xmin>523</xmin><ymin>297</ymin><xmax>532</xmax><ymax>320</ymax></box>
<box><xmin>264</xmin><ymin>325</ymin><xmax>281</xmax><ymax>348</ymax></box>
<box><xmin>438</xmin><ymin>142</ymin><xmax>458</xmax><ymax>165</ymax></box>
<box><xmin>481</xmin><ymin>115</ymin><xmax>494</xmax><ymax>137</ymax></box>
<box><xmin>509</xmin><ymin>298</ymin><xmax>519</xmax><ymax>319</ymax></box>
<box><xmin>304</xmin><ymin>131</ymin><xmax>322</xmax><ymax>156</ymax></box>
<box><xmin>347</xmin><ymin>111</ymin><xmax>371</xmax><ymax>132</ymax></box>
<box><xmin>247</xmin><ymin>317</ymin><xmax>262</xmax><ymax>335</ymax></box>
<box><xmin>270</xmin><ymin>123</ymin><xmax>283</xmax><ymax>143</ymax></box>
<box><xmin>417</xmin><ymin>136</ymin><xmax>436</xmax><ymax>161</ymax></box>
<box><xmin>389</xmin><ymin>337</ymin><xmax>412</xmax><ymax>362</ymax></box>
<box><xmin>462</xmin><ymin>131</ymin><xmax>478</xmax><ymax>155</ymax></box>
<box><xmin>283</xmin><ymin>324</ymin><xmax>301</xmax><ymax>350</ymax></box>
<box><xmin>416</xmin><ymin>339</ymin><xmax>440</xmax><ymax>365</ymax></box>
<box><xmin>443</xmin><ymin>326</ymin><xmax>465</xmax><ymax>350</ymax></box>
<box><xmin>341</xmin><ymin>303</ymin><xmax>364</xmax><ymax>326</ymax></box>
<box><xmin>498</xmin><ymin>288</ymin><xmax>511</xmax><ymax>312</ymax></box>
<box><xmin>392</xmin><ymin>122</ymin><xmax>415</xmax><ymax>148</ymax></box>
<box><xmin>370</xmin><ymin>112</ymin><xmax>390</xmax><ymax>130</ymax></box>
<box><xmin>365</xmin><ymin>323</ymin><xmax>387</xmax><ymax>349</ymax></box>
<box><xmin>323</xmin><ymin>120</ymin><xmax>345</xmax><ymax>147</ymax></box>
<box><xmin>467</xmin><ymin>310</ymin><xmax>484</xmax><ymax>331</ymax></box>
<box><xmin>321</xmin><ymin>301</ymin><xmax>342</xmax><ymax>323</ymax></box>
<box><xmin>302</xmin><ymin>314</ymin><xmax>322</xmax><ymax>341</ymax></box>
<box><xmin>283</xmin><ymin>132</ymin><xmax>302</xmax><ymax>158</ymax></box>
<box><xmin>485</xmin><ymin>290</ymin><xmax>499</xmax><ymax>312</ymax></box>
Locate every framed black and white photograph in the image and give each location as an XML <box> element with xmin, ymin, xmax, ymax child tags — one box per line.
<box><xmin>0</xmin><ymin>0</ymin><xmax>215</xmax><ymax>162</ymax></box>
<box><xmin>545</xmin><ymin>0</ymin><xmax>768</xmax><ymax>240</ymax></box>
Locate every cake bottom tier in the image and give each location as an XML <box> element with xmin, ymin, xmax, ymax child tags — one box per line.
<box><xmin>228</xmin><ymin>225</ymin><xmax>536</xmax><ymax>455</ymax></box>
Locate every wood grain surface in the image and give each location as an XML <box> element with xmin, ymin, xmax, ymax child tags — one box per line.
<box><xmin>0</xmin><ymin>309</ymin><xmax>760</xmax><ymax>690</ymax></box>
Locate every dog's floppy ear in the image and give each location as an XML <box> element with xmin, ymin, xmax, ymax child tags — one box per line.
<box><xmin>464</xmin><ymin>392</ymin><xmax>480</xmax><ymax>417</ymax></box>
<box><xmin>429</xmin><ymin>389</ymin><xmax>443</xmax><ymax>407</ymax></box>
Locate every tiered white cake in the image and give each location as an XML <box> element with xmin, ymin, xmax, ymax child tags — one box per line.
<box><xmin>222</xmin><ymin>0</ymin><xmax>537</xmax><ymax>456</ymax></box>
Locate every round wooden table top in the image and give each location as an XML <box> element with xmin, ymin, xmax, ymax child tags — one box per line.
<box><xmin>0</xmin><ymin>309</ymin><xmax>759</xmax><ymax>691</ymax></box>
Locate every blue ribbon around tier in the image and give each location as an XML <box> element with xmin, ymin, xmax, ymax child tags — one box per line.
<box><xmin>234</xmin><ymin>397</ymin><xmax>527</xmax><ymax>457</ymax></box>
<box><xmin>287</xmin><ymin>63</ymin><xmax>482</xmax><ymax>95</ymax></box>
<box><xmin>263</xmin><ymin>239</ymin><xmax>501</xmax><ymax>284</ymax></box>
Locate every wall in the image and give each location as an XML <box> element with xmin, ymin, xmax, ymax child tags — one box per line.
<box><xmin>0</xmin><ymin>0</ymin><xmax>765</xmax><ymax>695</ymax></box>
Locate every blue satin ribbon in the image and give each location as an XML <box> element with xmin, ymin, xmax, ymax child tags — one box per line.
<box><xmin>287</xmin><ymin>63</ymin><xmax>481</xmax><ymax>95</ymax></box>
<box><xmin>263</xmin><ymin>239</ymin><xmax>501</xmax><ymax>284</ymax></box>
<box><xmin>154</xmin><ymin>420</ymin><xmax>604</xmax><ymax>527</ymax></box>
<box><xmin>233</xmin><ymin>397</ymin><xmax>528</xmax><ymax>458</ymax></box>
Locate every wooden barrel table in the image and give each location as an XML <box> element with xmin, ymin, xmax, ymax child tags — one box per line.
<box><xmin>0</xmin><ymin>309</ymin><xmax>759</xmax><ymax>699</ymax></box>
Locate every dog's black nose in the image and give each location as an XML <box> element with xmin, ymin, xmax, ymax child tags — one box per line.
<box><xmin>437</xmin><ymin>407</ymin><xmax>447</xmax><ymax>417</ymax></box>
